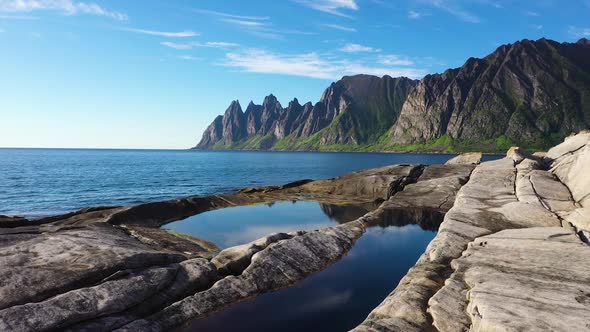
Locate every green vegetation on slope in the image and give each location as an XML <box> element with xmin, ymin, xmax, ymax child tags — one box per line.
<box><xmin>209</xmin><ymin>132</ymin><xmax>561</xmax><ymax>154</ymax></box>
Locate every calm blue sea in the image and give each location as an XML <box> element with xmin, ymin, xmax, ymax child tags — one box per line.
<box><xmin>0</xmin><ymin>148</ymin><xmax>491</xmax><ymax>218</ymax></box>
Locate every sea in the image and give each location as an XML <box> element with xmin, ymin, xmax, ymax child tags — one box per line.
<box><xmin>0</xmin><ymin>148</ymin><xmax>497</xmax><ymax>218</ymax></box>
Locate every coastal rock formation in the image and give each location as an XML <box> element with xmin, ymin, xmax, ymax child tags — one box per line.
<box><xmin>445</xmin><ymin>152</ymin><xmax>482</xmax><ymax>165</ymax></box>
<box><xmin>433</xmin><ymin>227</ymin><xmax>590</xmax><ymax>332</ymax></box>
<box><xmin>353</xmin><ymin>132</ymin><xmax>589</xmax><ymax>332</ymax></box>
<box><xmin>1</xmin><ymin>133</ymin><xmax>588</xmax><ymax>332</ymax></box>
<box><xmin>117</xmin><ymin>221</ymin><xmax>366</xmax><ymax>332</ymax></box>
<box><xmin>196</xmin><ymin>38</ymin><xmax>590</xmax><ymax>152</ymax></box>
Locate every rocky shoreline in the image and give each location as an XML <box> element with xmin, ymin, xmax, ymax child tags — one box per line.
<box><xmin>1</xmin><ymin>132</ymin><xmax>588</xmax><ymax>331</ymax></box>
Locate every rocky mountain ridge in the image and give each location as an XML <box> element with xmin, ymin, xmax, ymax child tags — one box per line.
<box><xmin>195</xmin><ymin>38</ymin><xmax>590</xmax><ymax>152</ymax></box>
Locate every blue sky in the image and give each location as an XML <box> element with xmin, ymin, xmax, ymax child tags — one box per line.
<box><xmin>1</xmin><ymin>0</ymin><xmax>589</xmax><ymax>149</ymax></box>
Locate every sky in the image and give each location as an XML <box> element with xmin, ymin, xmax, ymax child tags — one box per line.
<box><xmin>1</xmin><ymin>0</ymin><xmax>589</xmax><ymax>149</ymax></box>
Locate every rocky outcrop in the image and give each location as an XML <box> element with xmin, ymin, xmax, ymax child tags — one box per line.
<box><xmin>354</xmin><ymin>133</ymin><xmax>589</xmax><ymax>332</ymax></box>
<box><xmin>445</xmin><ymin>152</ymin><xmax>482</xmax><ymax>165</ymax></box>
<box><xmin>1</xmin><ymin>133</ymin><xmax>588</xmax><ymax>332</ymax></box>
<box><xmin>196</xmin><ymin>38</ymin><xmax>590</xmax><ymax>152</ymax></box>
<box><xmin>117</xmin><ymin>221</ymin><xmax>366</xmax><ymax>332</ymax></box>
<box><xmin>432</xmin><ymin>227</ymin><xmax>590</xmax><ymax>332</ymax></box>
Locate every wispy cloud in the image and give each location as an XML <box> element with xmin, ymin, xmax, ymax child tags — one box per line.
<box><xmin>568</xmin><ymin>26</ymin><xmax>590</xmax><ymax>39</ymax></box>
<box><xmin>523</xmin><ymin>10</ymin><xmax>539</xmax><ymax>16</ymax></box>
<box><xmin>530</xmin><ymin>24</ymin><xmax>543</xmax><ymax>30</ymax></box>
<box><xmin>322</xmin><ymin>23</ymin><xmax>356</xmax><ymax>32</ymax></box>
<box><xmin>408</xmin><ymin>10</ymin><xmax>423</xmax><ymax>19</ymax></box>
<box><xmin>419</xmin><ymin>0</ymin><xmax>481</xmax><ymax>23</ymax></box>
<box><xmin>222</xmin><ymin>49</ymin><xmax>426</xmax><ymax>80</ymax></box>
<box><xmin>161</xmin><ymin>41</ymin><xmax>239</xmax><ymax>50</ymax></box>
<box><xmin>123</xmin><ymin>28</ymin><xmax>199</xmax><ymax>38</ymax></box>
<box><xmin>198</xmin><ymin>8</ymin><xmax>311</xmax><ymax>40</ymax></box>
<box><xmin>339</xmin><ymin>43</ymin><xmax>380</xmax><ymax>52</ymax></box>
<box><xmin>192</xmin><ymin>8</ymin><xmax>270</xmax><ymax>21</ymax></box>
<box><xmin>0</xmin><ymin>0</ymin><xmax>127</xmax><ymax>20</ymax></box>
<box><xmin>176</xmin><ymin>55</ymin><xmax>200</xmax><ymax>61</ymax></box>
<box><xmin>294</xmin><ymin>0</ymin><xmax>359</xmax><ymax>18</ymax></box>
<box><xmin>377</xmin><ymin>54</ymin><xmax>414</xmax><ymax>66</ymax></box>
<box><xmin>221</xmin><ymin>18</ymin><xmax>267</xmax><ymax>27</ymax></box>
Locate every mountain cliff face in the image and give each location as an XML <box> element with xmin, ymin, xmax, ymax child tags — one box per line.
<box><xmin>392</xmin><ymin>38</ymin><xmax>590</xmax><ymax>149</ymax></box>
<box><xmin>195</xmin><ymin>38</ymin><xmax>590</xmax><ymax>152</ymax></box>
<box><xmin>195</xmin><ymin>75</ymin><xmax>417</xmax><ymax>150</ymax></box>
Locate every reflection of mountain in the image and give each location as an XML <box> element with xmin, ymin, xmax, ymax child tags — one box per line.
<box><xmin>369</xmin><ymin>207</ymin><xmax>443</xmax><ymax>232</ymax></box>
<box><xmin>319</xmin><ymin>203</ymin><xmax>372</xmax><ymax>224</ymax></box>
<box><xmin>318</xmin><ymin>203</ymin><xmax>443</xmax><ymax>231</ymax></box>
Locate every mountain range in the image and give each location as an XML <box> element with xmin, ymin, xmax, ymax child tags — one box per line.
<box><xmin>194</xmin><ymin>38</ymin><xmax>590</xmax><ymax>152</ymax></box>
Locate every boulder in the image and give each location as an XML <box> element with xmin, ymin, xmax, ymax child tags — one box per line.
<box><xmin>445</xmin><ymin>152</ymin><xmax>482</xmax><ymax>165</ymax></box>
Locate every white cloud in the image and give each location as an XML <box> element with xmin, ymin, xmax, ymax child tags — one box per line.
<box><xmin>322</xmin><ymin>23</ymin><xmax>356</xmax><ymax>32</ymax></box>
<box><xmin>205</xmin><ymin>41</ymin><xmax>240</xmax><ymax>48</ymax></box>
<box><xmin>221</xmin><ymin>18</ymin><xmax>267</xmax><ymax>27</ymax></box>
<box><xmin>339</xmin><ymin>43</ymin><xmax>380</xmax><ymax>53</ymax></box>
<box><xmin>176</xmin><ymin>55</ymin><xmax>200</xmax><ymax>61</ymax></box>
<box><xmin>192</xmin><ymin>8</ymin><xmax>269</xmax><ymax>21</ymax></box>
<box><xmin>523</xmin><ymin>10</ymin><xmax>539</xmax><ymax>16</ymax></box>
<box><xmin>222</xmin><ymin>48</ymin><xmax>426</xmax><ymax>80</ymax></box>
<box><xmin>294</xmin><ymin>0</ymin><xmax>359</xmax><ymax>18</ymax></box>
<box><xmin>378</xmin><ymin>54</ymin><xmax>414</xmax><ymax>66</ymax></box>
<box><xmin>124</xmin><ymin>28</ymin><xmax>199</xmax><ymax>38</ymax></box>
<box><xmin>568</xmin><ymin>26</ymin><xmax>590</xmax><ymax>38</ymax></box>
<box><xmin>0</xmin><ymin>0</ymin><xmax>126</xmax><ymax>20</ymax></box>
<box><xmin>161</xmin><ymin>41</ymin><xmax>193</xmax><ymax>50</ymax></box>
<box><xmin>530</xmin><ymin>24</ymin><xmax>543</xmax><ymax>30</ymax></box>
<box><xmin>419</xmin><ymin>0</ymin><xmax>480</xmax><ymax>23</ymax></box>
<box><xmin>161</xmin><ymin>41</ymin><xmax>239</xmax><ymax>50</ymax></box>
<box><xmin>408</xmin><ymin>10</ymin><xmax>422</xmax><ymax>19</ymax></box>
<box><xmin>211</xmin><ymin>10</ymin><xmax>312</xmax><ymax>40</ymax></box>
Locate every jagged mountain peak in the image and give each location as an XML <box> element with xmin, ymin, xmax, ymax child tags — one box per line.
<box><xmin>224</xmin><ymin>100</ymin><xmax>243</xmax><ymax>115</ymax></box>
<box><xmin>577</xmin><ymin>38</ymin><xmax>590</xmax><ymax>45</ymax></box>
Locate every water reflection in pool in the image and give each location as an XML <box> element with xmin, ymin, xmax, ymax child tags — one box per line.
<box><xmin>180</xmin><ymin>211</ymin><xmax>439</xmax><ymax>332</ymax></box>
<box><xmin>162</xmin><ymin>201</ymin><xmax>371</xmax><ymax>249</ymax></box>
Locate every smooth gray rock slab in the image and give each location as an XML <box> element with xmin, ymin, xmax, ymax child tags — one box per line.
<box><xmin>117</xmin><ymin>221</ymin><xmax>366</xmax><ymax>332</ymax></box>
<box><xmin>431</xmin><ymin>227</ymin><xmax>590</xmax><ymax>332</ymax></box>
<box><xmin>551</xmin><ymin>144</ymin><xmax>590</xmax><ymax>207</ymax></box>
<box><xmin>0</xmin><ymin>266</ymin><xmax>178</xmax><ymax>332</ymax></box>
<box><xmin>0</xmin><ymin>224</ymin><xmax>185</xmax><ymax>311</ymax></box>
<box><xmin>546</xmin><ymin>131</ymin><xmax>590</xmax><ymax>160</ymax></box>
<box><xmin>65</xmin><ymin>258</ymin><xmax>219</xmax><ymax>332</ymax></box>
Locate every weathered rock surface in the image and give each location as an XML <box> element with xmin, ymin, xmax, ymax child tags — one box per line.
<box><xmin>548</xmin><ymin>131</ymin><xmax>590</xmax><ymax>208</ymax></box>
<box><xmin>433</xmin><ymin>227</ymin><xmax>590</xmax><ymax>332</ymax></box>
<box><xmin>445</xmin><ymin>152</ymin><xmax>482</xmax><ymax>165</ymax></box>
<box><xmin>0</xmin><ymin>224</ymin><xmax>185</xmax><ymax>311</ymax></box>
<box><xmin>117</xmin><ymin>221</ymin><xmax>366</xmax><ymax>332</ymax></box>
<box><xmin>292</xmin><ymin>164</ymin><xmax>424</xmax><ymax>201</ymax></box>
<box><xmin>354</xmin><ymin>133</ymin><xmax>589</xmax><ymax>332</ymax></box>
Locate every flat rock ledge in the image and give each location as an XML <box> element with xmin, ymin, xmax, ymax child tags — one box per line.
<box><xmin>0</xmin><ymin>133</ymin><xmax>588</xmax><ymax>332</ymax></box>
